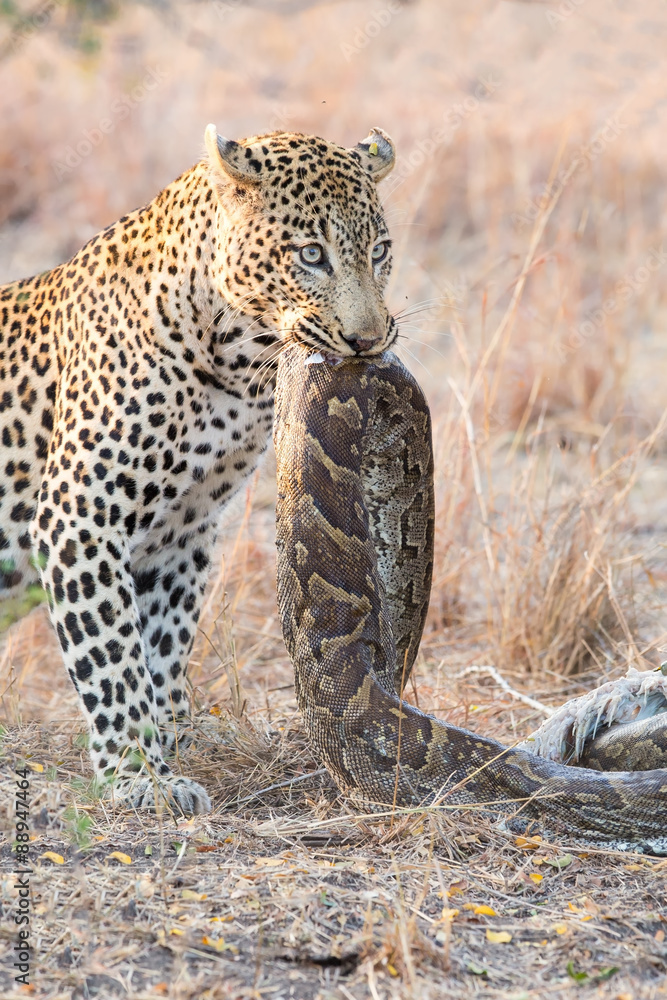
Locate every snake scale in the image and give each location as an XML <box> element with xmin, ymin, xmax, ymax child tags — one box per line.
<box><xmin>274</xmin><ymin>344</ymin><xmax>667</xmax><ymax>847</ymax></box>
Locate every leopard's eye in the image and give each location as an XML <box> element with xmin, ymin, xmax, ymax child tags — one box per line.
<box><xmin>371</xmin><ymin>241</ymin><xmax>390</xmax><ymax>264</ymax></box>
<box><xmin>299</xmin><ymin>244</ymin><xmax>324</xmax><ymax>266</ymax></box>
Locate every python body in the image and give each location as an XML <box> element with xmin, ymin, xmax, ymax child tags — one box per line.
<box><xmin>274</xmin><ymin>345</ymin><xmax>667</xmax><ymax>848</ymax></box>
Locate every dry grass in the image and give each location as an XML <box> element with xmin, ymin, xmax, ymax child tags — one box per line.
<box><xmin>3</xmin><ymin>1</ymin><xmax>667</xmax><ymax>997</ymax></box>
<box><xmin>2</xmin><ymin>715</ymin><xmax>667</xmax><ymax>1000</ymax></box>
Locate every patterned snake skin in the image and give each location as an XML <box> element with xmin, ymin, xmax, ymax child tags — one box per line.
<box><xmin>274</xmin><ymin>345</ymin><xmax>667</xmax><ymax>846</ymax></box>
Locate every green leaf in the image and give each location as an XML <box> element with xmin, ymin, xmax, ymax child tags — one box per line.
<box><xmin>567</xmin><ymin>961</ymin><xmax>588</xmax><ymax>983</ymax></box>
<box><xmin>544</xmin><ymin>854</ymin><xmax>573</xmax><ymax>869</ymax></box>
<box><xmin>63</xmin><ymin>805</ymin><xmax>94</xmax><ymax>850</ymax></box>
<box><xmin>595</xmin><ymin>967</ymin><xmax>619</xmax><ymax>982</ymax></box>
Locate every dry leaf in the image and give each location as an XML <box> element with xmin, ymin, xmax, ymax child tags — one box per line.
<box><xmin>553</xmin><ymin>923</ymin><xmax>568</xmax><ymax>935</ymax></box>
<box><xmin>446</xmin><ymin>880</ymin><xmax>466</xmax><ymax>896</ymax></box>
<box><xmin>202</xmin><ymin>936</ymin><xmax>238</xmax><ymax>954</ymax></box>
<box><xmin>255</xmin><ymin>857</ymin><xmax>284</xmax><ymax>867</ymax></box>
<box><xmin>486</xmin><ymin>929</ymin><xmax>512</xmax><ymax>944</ymax></box>
<box><xmin>202</xmin><ymin>936</ymin><xmax>225</xmax><ymax>951</ymax></box>
<box><xmin>474</xmin><ymin>904</ymin><xmax>497</xmax><ymax>916</ymax></box>
<box><xmin>529</xmin><ymin>873</ymin><xmax>543</xmax><ymax>883</ymax></box>
<box><xmin>515</xmin><ymin>835</ymin><xmax>541</xmax><ymax>850</ymax></box>
<box><xmin>26</xmin><ymin>762</ymin><xmax>44</xmax><ymax>772</ymax></box>
<box><xmin>182</xmin><ymin>889</ymin><xmax>207</xmax><ymax>901</ymax></box>
<box><xmin>135</xmin><ymin>877</ymin><xmax>154</xmax><ymax>900</ymax></box>
<box><xmin>40</xmin><ymin>851</ymin><xmax>65</xmax><ymax>865</ymax></box>
<box><xmin>107</xmin><ymin>852</ymin><xmax>132</xmax><ymax>865</ymax></box>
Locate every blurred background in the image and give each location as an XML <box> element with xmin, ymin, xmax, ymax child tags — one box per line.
<box><xmin>3</xmin><ymin>0</ymin><xmax>667</xmax><ymax>737</ymax></box>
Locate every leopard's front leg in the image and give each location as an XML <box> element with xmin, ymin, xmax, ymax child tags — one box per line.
<box><xmin>132</xmin><ymin>520</ymin><xmax>218</xmax><ymax>754</ymax></box>
<box><xmin>33</xmin><ymin>497</ymin><xmax>211</xmax><ymax>815</ymax></box>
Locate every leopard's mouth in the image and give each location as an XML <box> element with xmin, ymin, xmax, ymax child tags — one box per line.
<box><xmin>289</xmin><ymin>320</ymin><xmax>394</xmax><ymax>359</ymax></box>
<box><xmin>282</xmin><ymin>322</ymin><xmax>349</xmax><ymax>358</ymax></box>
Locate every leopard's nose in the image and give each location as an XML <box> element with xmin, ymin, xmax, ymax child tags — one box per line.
<box><xmin>344</xmin><ymin>331</ymin><xmax>383</xmax><ymax>353</ymax></box>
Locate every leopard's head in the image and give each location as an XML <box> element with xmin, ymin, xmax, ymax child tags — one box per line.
<box><xmin>205</xmin><ymin>124</ymin><xmax>396</xmax><ymax>357</ymax></box>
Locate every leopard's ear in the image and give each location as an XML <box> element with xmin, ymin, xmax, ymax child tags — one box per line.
<box><xmin>205</xmin><ymin>123</ymin><xmax>263</xmax><ymax>185</ymax></box>
<box><xmin>351</xmin><ymin>127</ymin><xmax>395</xmax><ymax>182</ymax></box>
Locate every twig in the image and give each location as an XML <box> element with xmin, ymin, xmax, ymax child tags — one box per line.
<box><xmin>448</xmin><ymin>379</ymin><xmax>495</xmax><ymax>574</ymax></box>
<box><xmin>457</xmin><ymin>664</ymin><xmax>553</xmax><ymax>716</ymax></box>
<box><xmin>467</xmin><ymin>133</ymin><xmax>576</xmax><ymax>409</ymax></box>
<box><xmin>165</xmin><ymin>837</ymin><xmax>189</xmax><ymax>880</ymax></box>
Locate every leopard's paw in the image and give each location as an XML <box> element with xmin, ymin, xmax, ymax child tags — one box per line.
<box><xmin>110</xmin><ymin>773</ymin><xmax>212</xmax><ymax>815</ymax></box>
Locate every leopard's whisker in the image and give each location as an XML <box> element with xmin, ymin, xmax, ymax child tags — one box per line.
<box><xmin>393</xmin><ymin>299</ymin><xmax>445</xmax><ymax>320</ymax></box>
<box><xmin>392</xmin><ymin>341</ymin><xmax>433</xmax><ymax>378</ymax></box>
<box><xmin>243</xmin><ymin>344</ymin><xmax>292</xmax><ymax>397</ymax></box>
<box><xmin>215</xmin><ymin>290</ymin><xmax>263</xmax><ymax>338</ymax></box>
<box><xmin>396</xmin><ymin>333</ymin><xmax>452</xmax><ymax>362</ymax></box>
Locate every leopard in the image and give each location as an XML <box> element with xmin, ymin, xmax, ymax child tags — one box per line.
<box><xmin>0</xmin><ymin>124</ymin><xmax>397</xmax><ymax>814</ymax></box>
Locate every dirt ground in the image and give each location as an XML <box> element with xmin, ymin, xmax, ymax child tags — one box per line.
<box><xmin>2</xmin><ymin>1</ymin><xmax>667</xmax><ymax>997</ymax></box>
<box><xmin>1</xmin><ymin>732</ymin><xmax>667</xmax><ymax>1000</ymax></box>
